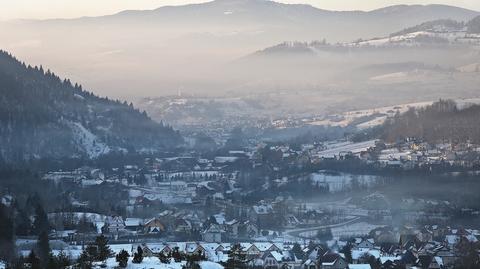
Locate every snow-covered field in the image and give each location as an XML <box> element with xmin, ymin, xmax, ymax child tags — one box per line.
<box><xmin>344</xmin><ymin>31</ymin><xmax>479</xmax><ymax>47</ymax></box>
<box><xmin>331</xmin><ymin>222</ymin><xmax>384</xmax><ymax>239</ymax></box>
<box><xmin>315</xmin><ymin>140</ymin><xmax>377</xmax><ymax>159</ymax></box>
<box><xmin>308</xmin><ymin>98</ymin><xmax>480</xmax><ymax>130</ymax></box>
<box><xmin>103</xmin><ymin>258</ymin><xmax>223</xmax><ymax>269</ymax></box>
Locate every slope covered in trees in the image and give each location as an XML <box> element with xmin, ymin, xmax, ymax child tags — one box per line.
<box><xmin>467</xmin><ymin>15</ymin><xmax>480</xmax><ymax>33</ymax></box>
<box><xmin>0</xmin><ymin>50</ymin><xmax>182</xmax><ymax>163</ymax></box>
<box><xmin>390</xmin><ymin>19</ymin><xmax>465</xmax><ymax>37</ymax></box>
<box><xmin>380</xmin><ymin>100</ymin><xmax>480</xmax><ymax>143</ymax></box>
<box><xmin>389</xmin><ymin>15</ymin><xmax>480</xmax><ymax>36</ymax></box>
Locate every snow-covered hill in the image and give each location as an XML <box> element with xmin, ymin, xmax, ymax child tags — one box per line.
<box><xmin>0</xmin><ymin>51</ymin><xmax>182</xmax><ymax>163</ymax></box>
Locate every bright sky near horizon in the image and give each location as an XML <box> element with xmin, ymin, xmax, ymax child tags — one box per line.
<box><xmin>0</xmin><ymin>0</ymin><xmax>479</xmax><ymax>20</ymax></box>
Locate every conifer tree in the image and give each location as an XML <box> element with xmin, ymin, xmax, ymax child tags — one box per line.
<box><xmin>33</xmin><ymin>204</ymin><xmax>49</xmax><ymax>236</ymax></box>
<box><xmin>224</xmin><ymin>244</ymin><xmax>247</xmax><ymax>269</ymax></box>
<box><xmin>27</xmin><ymin>250</ymin><xmax>41</xmax><ymax>269</ymax></box>
<box><xmin>132</xmin><ymin>246</ymin><xmax>143</xmax><ymax>264</ymax></box>
<box><xmin>95</xmin><ymin>235</ymin><xmax>113</xmax><ymax>261</ymax></box>
<box><xmin>116</xmin><ymin>250</ymin><xmax>129</xmax><ymax>268</ymax></box>
<box><xmin>37</xmin><ymin>230</ymin><xmax>51</xmax><ymax>268</ymax></box>
<box><xmin>0</xmin><ymin>204</ymin><xmax>15</xmax><ymax>263</ymax></box>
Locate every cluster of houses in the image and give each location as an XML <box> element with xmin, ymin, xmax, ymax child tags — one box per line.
<box><xmin>119</xmin><ymin>224</ymin><xmax>480</xmax><ymax>269</ymax></box>
<box><xmin>308</xmin><ymin>138</ymin><xmax>480</xmax><ymax>170</ymax></box>
<box><xmin>100</xmin><ymin>212</ymin><xmax>265</xmax><ymax>242</ymax></box>
<box><xmin>373</xmin><ymin>139</ymin><xmax>480</xmax><ymax>169</ymax></box>
<box><xmin>36</xmin><ymin>139</ymin><xmax>480</xmax><ymax>269</ymax></box>
<box><xmin>134</xmin><ymin>241</ymin><xmax>357</xmax><ymax>269</ymax></box>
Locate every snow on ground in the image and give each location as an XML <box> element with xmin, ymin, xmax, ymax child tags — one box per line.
<box><xmin>331</xmin><ymin>222</ymin><xmax>384</xmax><ymax>239</ymax></box>
<box><xmin>103</xmin><ymin>257</ymin><xmax>224</xmax><ymax>269</ymax></box>
<box><xmin>352</xmin><ymin>249</ymin><xmax>381</xmax><ymax>260</ymax></box>
<box><xmin>315</xmin><ymin>140</ymin><xmax>377</xmax><ymax>159</ymax></box>
<box><xmin>457</xmin><ymin>63</ymin><xmax>480</xmax><ymax>73</ymax></box>
<box><xmin>369</xmin><ymin>69</ymin><xmax>442</xmax><ymax>84</ymax></box>
<box><xmin>199</xmin><ymin>261</ymin><xmax>224</xmax><ymax>269</ymax></box>
<box><xmin>370</xmin><ymin>71</ymin><xmax>409</xmax><ymax>81</ymax></box>
<box><xmin>18</xmin><ymin>240</ymin><xmax>228</xmax><ymax>268</ymax></box>
<box><xmin>356</xmin><ymin>116</ymin><xmax>387</xmax><ymax>130</ymax></box>
<box><xmin>349</xmin><ymin>264</ymin><xmax>374</xmax><ymax>269</ymax></box>
<box><xmin>309</xmin><ymin>118</ymin><xmax>350</xmax><ymax>127</ymax></box>
<box><xmin>105</xmin><ymin>257</ymin><xmax>186</xmax><ymax>269</ymax></box>
<box><xmin>69</xmin><ymin>121</ymin><xmax>110</xmax><ymax>158</ymax></box>
<box><xmin>308</xmin><ymin>98</ymin><xmax>480</xmax><ymax>130</ymax></box>
<box><xmin>345</xmin><ymin>31</ymin><xmax>470</xmax><ymax>47</ymax></box>
<box><xmin>308</xmin><ymin>101</ymin><xmax>430</xmax><ymax>129</ymax></box>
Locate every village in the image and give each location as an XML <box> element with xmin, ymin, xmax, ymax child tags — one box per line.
<box><xmin>12</xmin><ymin>218</ymin><xmax>480</xmax><ymax>269</ymax></box>
<box><xmin>5</xmin><ymin>136</ymin><xmax>475</xmax><ymax>268</ymax></box>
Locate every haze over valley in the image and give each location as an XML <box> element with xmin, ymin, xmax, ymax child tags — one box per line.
<box><xmin>2</xmin><ymin>2</ymin><xmax>480</xmax><ymax>269</ymax></box>
<box><xmin>1</xmin><ymin>0</ymin><xmax>478</xmax><ymax>101</ymax></box>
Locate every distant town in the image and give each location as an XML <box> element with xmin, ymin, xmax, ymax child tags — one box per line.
<box><xmin>8</xmin><ymin>134</ymin><xmax>477</xmax><ymax>268</ymax></box>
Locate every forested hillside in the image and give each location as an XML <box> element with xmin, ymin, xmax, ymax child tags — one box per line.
<box><xmin>390</xmin><ymin>19</ymin><xmax>465</xmax><ymax>37</ymax></box>
<box><xmin>467</xmin><ymin>15</ymin><xmax>480</xmax><ymax>33</ymax></box>
<box><xmin>0</xmin><ymin>51</ymin><xmax>182</xmax><ymax>163</ymax></box>
<box><xmin>380</xmin><ymin>100</ymin><xmax>480</xmax><ymax>143</ymax></box>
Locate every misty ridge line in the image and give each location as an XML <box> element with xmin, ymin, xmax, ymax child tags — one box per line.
<box><xmin>4</xmin><ymin>1</ymin><xmax>480</xmax><ymax>22</ymax></box>
<box><xmin>1</xmin><ymin>0</ymin><xmax>480</xmax><ymax>110</ymax></box>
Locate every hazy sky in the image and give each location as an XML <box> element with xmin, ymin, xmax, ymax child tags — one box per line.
<box><xmin>1</xmin><ymin>0</ymin><xmax>479</xmax><ymax>20</ymax></box>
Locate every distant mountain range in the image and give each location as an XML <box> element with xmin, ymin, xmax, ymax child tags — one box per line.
<box><xmin>0</xmin><ymin>51</ymin><xmax>182</xmax><ymax>164</ymax></box>
<box><xmin>1</xmin><ymin>0</ymin><xmax>478</xmax><ymax>97</ymax></box>
<box><xmin>68</xmin><ymin>0</ymin><xmax>479</xmax><ymax>42</ymax></box>
<box><xmin>238</xmin><ymin>15</ymin><xmax>480</xmax><ymax>86</ymax></box>
<box><xmin>252</xmin><ymin>15</ymin><xmax>480</xmax><ymax>55</ymax></box>
<box><xmin>136</xmin><ymin>14</ymin><xmax>480</xmax><ymax>123</ymax></box>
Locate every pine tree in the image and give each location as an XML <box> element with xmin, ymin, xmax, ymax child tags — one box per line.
<box><xmin>291</xmin><ymin>243</ymin><xmax>303</xmax><ymax>260</ymax></box>
<box><xmin>132</xmin><ymin>246</ymin><xmax>143</xmax><ymax>264</ymax></box>
<box><xmin>27</xmin><ymin>250</ymin><xmax>41</xmax><ymax>269</ymax></box>
<box><xmin>341</xmin><ymin>243</ymin><xmax>353</xmax><ymax>263</ymax></box>
<box><xmin>37</xmin><ymin>230</ymin><xmax>51</xmax><ymax>267</ymax></box>
<box><xmin>158</xmin><ymin>252</ymin><xmax>170</xmax><ymax>264</ymax></box>
<box><xmin>78</xmin><ymin>243</ymin><xmax>97</xmax><ymax>268</ymax></box>
<box><xmin>224</xmin><ymin>244</ymin><xmax>247</xmax><ymax>269</ymax></box>
<box><xmin>116</xmin><ymin>249</ymin><xmax>129</xmax><ymax>268</ymax></box>
<box><xmin>95</xmin><ymin>235</ymin><xmax>113</xmax><ymax>261</ymax></box>
<box><xmin>46</xmin><ymin>252</ymin><xmax>58</xmax><ymax>269</ymax></box>
<box><xmin>171</xmin><ymin>247</ymin><xmax>182</xmax><ymax>262</ymax></box>
<box><xmin>15</xmin><ymin>209</ymin><xmax>32</xmax><ymax>236</ymax></box>
<box><xmin>55</xmin><ymin>250</ymin><xmax>71</xmax><ymax>268</ymax></box>
<box><xmin>0</xmin><ymin>204</ymin><xmax>15</xmax><ymax>263</ymax></box>
<box><xmin>33</xmin><ymin>204</ymin><xmax>49</xmax><ymax>235</ymax></box>
<box><xmin>185</xmin><ymin>251</ymin><xmax>206</xmax><ymax>269</ymax></box>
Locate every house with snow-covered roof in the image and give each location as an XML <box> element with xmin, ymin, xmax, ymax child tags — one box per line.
<box><xmin>203</xmin><ymin>224</ymin><xmax>224</xmax><ymax>243</ymax></box>
<box><xmin>260</xmin><ymin>250</ymin><xmax>284</xmax><ymax>269</ymax></box>
<box><xmin>144</xmin><ymin>217</ymin><xmax>166</xmax><ymax>234</ymax></box>
<box><xmin>105</xmin><ymin>215</ymin><xmax>126</xmax><ymax>235</ymax></box>
<box><xmin>348</xmin><ymin>264</ymin><xmax>372</xmax><ymax>269</ymax></box>
<box><xmin>319</xmin><ymin>252</ymin><xmax>348</xmax><ymax>269</ymax></box>
<box><xmin>124</xmin><ymin>217</ymin><xmax>143</xmax><ymax>233</ymax></box>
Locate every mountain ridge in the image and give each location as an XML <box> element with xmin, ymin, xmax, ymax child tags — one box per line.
<box><xmin>11</xmin><ymin>2</ymin><xmax>478</xmax><ymax>25</ymax></box>
<box><xmin>0</xmin><ymin>50</ymin><xmax>182</xmax><ymax>164</ymax></box>
<box><xmin>1</xmin><ymin>1</ymin><xmax>479</xmax><ymax>97</ymax></box>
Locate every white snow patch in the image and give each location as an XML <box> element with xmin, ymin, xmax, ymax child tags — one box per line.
<box><xmin>69</xmin><ymin>122</ymin><xmax>110</xmax><ymax>158</ymax></box>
